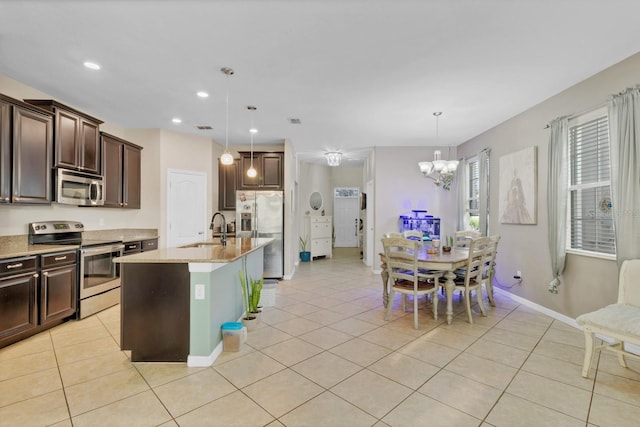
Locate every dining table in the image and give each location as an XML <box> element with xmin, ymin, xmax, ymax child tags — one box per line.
<box><xmin>379</xmin><ymin>247</ymin><xmax>469</xmax><ymax>325</ymax></box>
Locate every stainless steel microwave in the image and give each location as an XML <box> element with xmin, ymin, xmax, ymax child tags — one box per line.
<box><xmin>56</xmin><ymin>168</ymin><xmax>105</xmax><ymax>206</ymax></box>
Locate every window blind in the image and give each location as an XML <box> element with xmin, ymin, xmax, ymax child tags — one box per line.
<box><xmin>468</xmin><ymin>160</ymin><xmax>479</xmax><ymax>212</ymax></box>
<box><xmin>568</xmin><ymin>116</ymin><xmax>615</xmax><ymax>254</ymax></box>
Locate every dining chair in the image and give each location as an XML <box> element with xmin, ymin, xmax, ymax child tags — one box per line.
<box><xmin>453</xmin><ymin>230</ymin><xmax>482</xmax><ymax>285</ymax></box>
<box><xmin>455</xmin><ymin>230</ymin><xmax>481</xmax><ymax>248</ymax></box>
<box><xmin>382</xmin><ymin>237</ymin><xmax>443</xmax><ymax>329</ymax></box>
<box><xmin>383</xmin><ymin>232</ymin><xmax>404</xmax><ymax>238</ymax></box>
<box><xmin>444</xmin><ymin>235</ymin><xmax>492</xmax><ymax>323</ymax></box>
<box><xmin>402</xmin><ymin>230</ymin><xmax>423</xmax><ymax>241</ymax></box>
<box><xmin>483</xmin><ymin>234</ymin><xmax>501</xmax><ymax>306</ymax></box>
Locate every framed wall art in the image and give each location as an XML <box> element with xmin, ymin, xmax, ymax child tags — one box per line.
<box><xmin>499</xmin><ymin>146</ymin><xmax>537</xmax><ymax>224</ymax></box>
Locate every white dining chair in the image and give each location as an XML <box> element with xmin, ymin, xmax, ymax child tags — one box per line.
<box><xmin>383</xmin><ymin>237</ymin><xmax>443</xmax><ymax>329</ymax></box>
<box><xmin>443</xmin><ymin>236</ymin><xmax>492</xmax><ymax>323</ymax></box>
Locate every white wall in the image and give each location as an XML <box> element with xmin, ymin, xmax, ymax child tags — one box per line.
<box><xmin>373</xmin><ymin>146</ymin><xmax>458</xmax><ymax>270</ymax></box>
<box><xmin>457</xmin><ymin>52</ymin><xmax>640</xmax><ymax>317</ymax></box>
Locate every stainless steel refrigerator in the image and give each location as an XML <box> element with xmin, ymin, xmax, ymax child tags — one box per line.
<box><xmin>236</xmin><ymin>190</ymin><xmax>284</xmax><ymax>278</ymax></box>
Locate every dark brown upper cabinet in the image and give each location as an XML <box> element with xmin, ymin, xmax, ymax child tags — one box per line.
<box><xmin>237</xmin><ymin>152</ymin><xmax>283</xmax><ymax>190</ymax></box>
<box><xmin>0</xmin><ymin>94</ymin><xmax>53</xmax><ymax>205</ymax></box>
<box><xmin>101</xmin><ymin>132</ymin><xmax>142</xmax><ymax>209</ymax></box>
<box><xmin>218</xmin><ymin>159</ymin><xmax>239</xmax><ymax>210</ymax></box>
<box><xmin>24</xmin><ymin>100</ymin><xmax>103</xmax><ymax>175</ymax></box>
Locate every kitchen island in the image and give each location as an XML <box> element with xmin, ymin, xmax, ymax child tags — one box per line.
<box><xmin>114</xmin><ymin>237</ymin><xmax>272</xmax><ymax>366</ymax></box>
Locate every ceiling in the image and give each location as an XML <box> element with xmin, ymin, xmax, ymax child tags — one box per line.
<box><xmin>2</xmin><ymin>1</ymin><xmax>640</xmax><ymax>166</ymax></box>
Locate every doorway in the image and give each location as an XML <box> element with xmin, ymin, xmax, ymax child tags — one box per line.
<box><xmin>333</xmin><ymin>187</ymin><xmax>360</xmax><ymax>248</ymax></box>
<box><xmin>167</xmin><ymin>169</ymin><xmax>207</xmax><ymax>248</ymax></box>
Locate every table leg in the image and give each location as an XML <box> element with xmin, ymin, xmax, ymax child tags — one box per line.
<box><xmin>444</xmin><ymin>270</ymin><xmax>456</xmax><ymax>324</ymax></box>
<box><xmin>381</xmin><ymin>265</ymin><xmax>389</xmax><ymax>307</ymax></box>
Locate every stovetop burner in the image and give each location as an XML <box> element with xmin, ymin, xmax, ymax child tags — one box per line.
<box><xmin>29</xmin><ymin>221</ymin><xmax>122</xmax><ymax>248</ymax></box>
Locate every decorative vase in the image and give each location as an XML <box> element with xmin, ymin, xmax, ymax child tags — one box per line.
<box><xmin>242</xmin><ymin>315</ymin><xmax>259</xmax><ymax>331</ymax></box>
<box><xmin>442</xmin><ymin>246</ymin><xmax>452</xmax><ymax>253</ymax></box>
<box><xmin>300</xmin><ymin>251</ymin><xmax>311</xmax><ymax>262</ymax></box>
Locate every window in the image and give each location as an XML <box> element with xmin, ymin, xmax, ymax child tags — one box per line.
<box><xmin>567</xmin><ymin>111</ymin><xmax>615</xmax><ymax>255</ymax></box>
<box><xmin>465</xmin><ymin>158</ymin><xmax>480</xmax><ymax>230</ymax></box>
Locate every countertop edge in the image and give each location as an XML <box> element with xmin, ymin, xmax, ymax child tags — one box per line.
<box><xmin>113</xmin><ymin>238</ymin><xmax>274</xmax><ymax>264</ymax></box>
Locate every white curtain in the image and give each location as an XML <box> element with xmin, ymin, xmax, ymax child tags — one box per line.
<box><xmin>547</xmin><ymin>116</ymin><xmax>569</xmax><ymax>293</ymax></box>
<box><xmin>478</xmin><ymin>149</ymin><xmax>490</xmax><ymax>236</ymax></box>
<box><xmin>607</xmin><ymin>88</ymin><xmax>640</xmax><ymax>266</ymax></box>
<box><xmin>456</xmin><ymin>157</ymin><xmax>467</xmax><ymax>231</ymax></box>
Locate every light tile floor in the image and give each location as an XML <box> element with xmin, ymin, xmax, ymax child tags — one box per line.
<box><xmin>1</xmin><ymin>248</ymin><xmax>640</xmax><ymax>426</ymax></box>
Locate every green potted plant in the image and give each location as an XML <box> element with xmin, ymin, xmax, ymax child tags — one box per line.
<box><xmin>442</xmin><ymin>235</ymin><xmax>453</xmax><ymax>252</ymax></box>
<box><xmin>239</xmin><ymin>258</ymin><xmax>263</xmax><ymax>330</ymax></box>
<box><xmin>300</xmin><ymin>236</ymin><xmax>311</xmax><ymax>262</ymax></box>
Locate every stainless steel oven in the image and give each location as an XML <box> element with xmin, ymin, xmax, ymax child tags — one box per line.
<box><xmin>79</xmin><ymin>241</ymin><xmax>124</xmax><ymax>318</ymax></box>
<box><xmin>29</xmin><ymin>221</ymin><xmax>123</xmax><ymax>319</ymax></box>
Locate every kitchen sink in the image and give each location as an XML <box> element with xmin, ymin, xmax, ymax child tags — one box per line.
<box><xmin>179</xmin><ymin>242</ymin><xmax>219</xmax><ymax>249</ymax></box>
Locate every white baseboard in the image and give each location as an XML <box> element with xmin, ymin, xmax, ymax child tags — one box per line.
<box><xmin>187</xmin><ymin>343</ymin><xmax>223</xmax><ymax>367</ymax></box>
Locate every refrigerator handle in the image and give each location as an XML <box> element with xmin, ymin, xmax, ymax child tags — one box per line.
<box><xmin>254</xmin><ymin>203</ymin><xmax>258</xmax><ymax>237</ymax></box>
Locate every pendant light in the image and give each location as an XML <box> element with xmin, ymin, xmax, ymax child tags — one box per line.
<box><xmin>220</xmin><ymin>67</ymin><xmax>235</xmax><ymax>166</ymax></box>
<box><xmin>418</xmin><ymin>112</ymin><xmax>459</xmax><ymax>190</ymax></box>
<box><xmin>247</xmin><ymin>105</ymin><xmax>257</xmax><ymax>178</ymax></box>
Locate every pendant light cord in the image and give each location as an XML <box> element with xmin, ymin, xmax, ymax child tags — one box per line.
<box><xmin>225</xmin><ymin>74</ymin><xmax>229</xmax><ymax>151</ymax></box>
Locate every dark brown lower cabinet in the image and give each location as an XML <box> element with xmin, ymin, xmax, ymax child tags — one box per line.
<box><xmin>1</xmin><ymin>251</ymin><xmax>78</xmax><ymax>349</ymax></box>
<box><xmin>0</xmin><ymin>257</ymin><xmax>38</xmax><ymax>347</ymax></box>
<box><xmin>121</xmin><ymin>263</ymin><xmax>190</xmax><ymax>362</ymax></box>
<box><xmin>40</xmin><ymin>252</ymin><xmax>77</xmax><ymax>326</ymax></box>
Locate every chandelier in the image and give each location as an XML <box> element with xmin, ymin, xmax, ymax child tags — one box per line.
<box><xmin>325</xmin><ymin>151</ymin><xmax>342</xmax><ymax>167</ymax></box>
<box><xmin>220</xmin><ymin>67</ymin><xmax>235</xmax><ymax>166</ymax></box>
<box><xmin>418</xmin><ymin>112</ymin><xmax>459</xmax><ymax>190</ymax></box>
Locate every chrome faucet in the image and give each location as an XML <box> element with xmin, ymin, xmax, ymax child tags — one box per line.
<box><xmin>209</xmin><ymin>212</ymin><xmax>227</xmax><ymax>246</ymax></box>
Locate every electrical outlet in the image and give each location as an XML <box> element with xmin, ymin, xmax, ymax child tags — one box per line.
<box><xmin>195</xmin><ymin>284</ymin><xmax>205</xmax><ymax>300</ymax></box>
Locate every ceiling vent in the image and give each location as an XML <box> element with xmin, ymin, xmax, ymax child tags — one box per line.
<box><xmin>196</xmin><ymin>125</ymin><xmax>213</xmax><ymax>130</ymax></box>
<box><xmin>288</xmin><ymin>118</ymin><xmax>301</xmax><ymax>124</ymax></box>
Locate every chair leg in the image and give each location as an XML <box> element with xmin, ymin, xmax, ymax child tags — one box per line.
<box><xmin>464</xmin><ymin>290</ymin><xmax>473</xmax><ymax>324</ymax></box>
<box><xmin>402</xmin><ymin>294</ymin><xmax>407</xmax><ymax>312</ymax></box>
<box><xmin>413</xmin><ymin>293</ymin><xmax>419</xmax><ymax>329</ymax></box>
<box><xmin>385</xmin><ymin>289</ymin><xmax>395</xmax><ymax>321</ymax></box>
<box><xmin>432</xmin><ymin>290</ymin><xmax>438</xmax><ymax>320</ymax></box>
<box><xmin>618</xmin><ymin>341</ymin><xmax>628</xmax><ymax>368</ymax></box>
<box><xmin>476</xmin><ymin>286</ymin><xmax>486</xmax><ymax>317</ymax></box>
<box><xmin>582</xmin><ymin>329</ymin><xmax>595</xmax><ymax>378</ymax></box>
<box><xmin>486</xmin><ymin>275</ymin><xmax>496</xmax><ymax>307</ymax></box>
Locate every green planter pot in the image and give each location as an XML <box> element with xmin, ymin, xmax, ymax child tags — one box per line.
<box><xmin>300</xmin><ymin>251</ymin><xmax>311</xmax><ymax>262</ymax></box>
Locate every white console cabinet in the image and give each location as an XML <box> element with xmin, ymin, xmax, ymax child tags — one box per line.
<box><xmin>307</xmin><ymin>216</ymin><xmax>332</xmax><ymax>259</ymax></box>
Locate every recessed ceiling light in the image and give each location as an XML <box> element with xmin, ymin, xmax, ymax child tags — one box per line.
<box><xmin>83</xmin><ymin>61</ymin><xmax>101</xmax><ymax>70</ymax></box>
<box><xmin>250</xmin><ymin>128</ymin><xmax>258</xmax><ymax>134</ymax></box>
<box><xmin>172</xmin><ymin>118</ymin><xmax>182</xmax><ymax>124</ymax></box>
<box><xmin>197</xmin><ymin>91</ymin><xmax>209</xmax><ymax>98</ymax></box>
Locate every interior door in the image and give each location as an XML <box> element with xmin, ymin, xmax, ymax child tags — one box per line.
<box><xmin>334</xmin><ymin>189</ymin><xmax>360</xmax><ymax>247</ymax></box>
<box><xmin>167</xmin><ymin>170</ymin><xmax>207</xmax><ymax>248</ymax></box>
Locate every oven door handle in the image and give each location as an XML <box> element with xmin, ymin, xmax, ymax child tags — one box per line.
<box><xmin>82</xmin><ymin>244</ymin><xmax>124</xmax><ymax>256</ymax></box>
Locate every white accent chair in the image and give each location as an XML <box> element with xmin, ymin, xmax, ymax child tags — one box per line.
<box><xmin>576</xmin><ymin>259</ymin><xmax>640</xmax><ymax>378</ymax></box>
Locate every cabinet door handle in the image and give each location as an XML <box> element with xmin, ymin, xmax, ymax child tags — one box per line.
<box><xmin>54</xmin><ymin>256</ymin><xmax>67</xmax><ymax>261</ymax></box>
<box><xmin>6</xmin><ymin>263</ymin><xmax>23</xmax><ymax>269</ymax></box>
